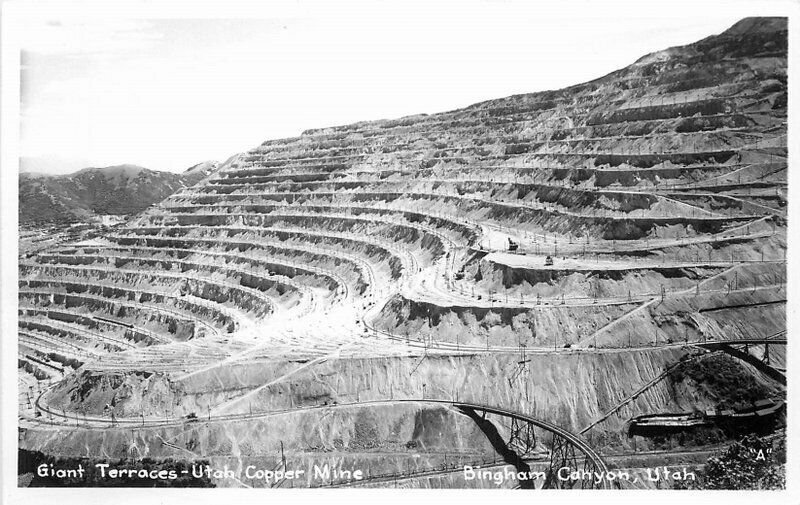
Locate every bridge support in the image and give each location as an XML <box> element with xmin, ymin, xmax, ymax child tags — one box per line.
<box><xmin>543</xmin><ymin>433</ymin><xmax>599</xmax><ymax>489</ymax></box>
<box><xmin>455</xmin><ymin>404</ymin><xmax>610</xmax><ymax>489</ymax></box>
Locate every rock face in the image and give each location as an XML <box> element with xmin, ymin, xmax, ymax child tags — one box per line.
<box><xmin>19</xmin><ymin>162</ymin><xmax>220</xmax><ymax>225</ymax></box>
<box><xmin>18</xmin><ymin>17</ymin><xmax>787</xmax><ymax>489</ymax></box>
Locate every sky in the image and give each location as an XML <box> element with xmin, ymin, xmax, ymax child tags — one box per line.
<box><xmin>15</xmin><ymin>0</ymin><xmax>766</xmax><ymax>175</ymax></box>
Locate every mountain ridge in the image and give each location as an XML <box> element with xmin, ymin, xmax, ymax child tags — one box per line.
<box><xmin>18</xmin><ymin>162</ymin><xmax>219</xmax><ymax>225</ymax></box>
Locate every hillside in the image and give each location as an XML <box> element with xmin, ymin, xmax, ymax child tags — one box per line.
<box><xmin>18</xmin><ymin>17</ymin><xmax>787</xmax><ymax>490</ymax></box>
<box><xmin>19</xmin><ymin>162</ymin><xmax>219</xmax><ymax>225</ymax></box>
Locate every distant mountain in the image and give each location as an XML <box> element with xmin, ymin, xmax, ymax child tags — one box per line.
<box><xmin>19</xmin><ymin>162</ymin><xmax>219</xmax><ymax>226</ymax></box>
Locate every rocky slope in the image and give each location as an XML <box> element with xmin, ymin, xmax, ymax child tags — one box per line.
<box><xmin>18</xmin><ymin>17</ymin><xmax>787</xmax><ymax>489</ymax></box>
<box><xmin>19</xmin><ymin>162</ymin><xmax>219</xmax><ymax>225</ymax></box>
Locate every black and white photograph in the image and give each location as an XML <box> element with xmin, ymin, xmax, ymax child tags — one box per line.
<box><xmin>1</xmin><ymin>0</ymin><xmax>797</xmax><ymax>502</ymax></box>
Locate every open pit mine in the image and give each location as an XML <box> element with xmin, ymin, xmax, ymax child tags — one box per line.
<box><xmin>18</xmin><ymin>17</ymin><xmax>787</xmax><ymax>489</ymax></box>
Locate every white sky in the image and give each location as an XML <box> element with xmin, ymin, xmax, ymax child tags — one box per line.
<box><xmin>15</xmin><ymin>0</ymin><xmax>775</xmax><ymax>174</ymax></box>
